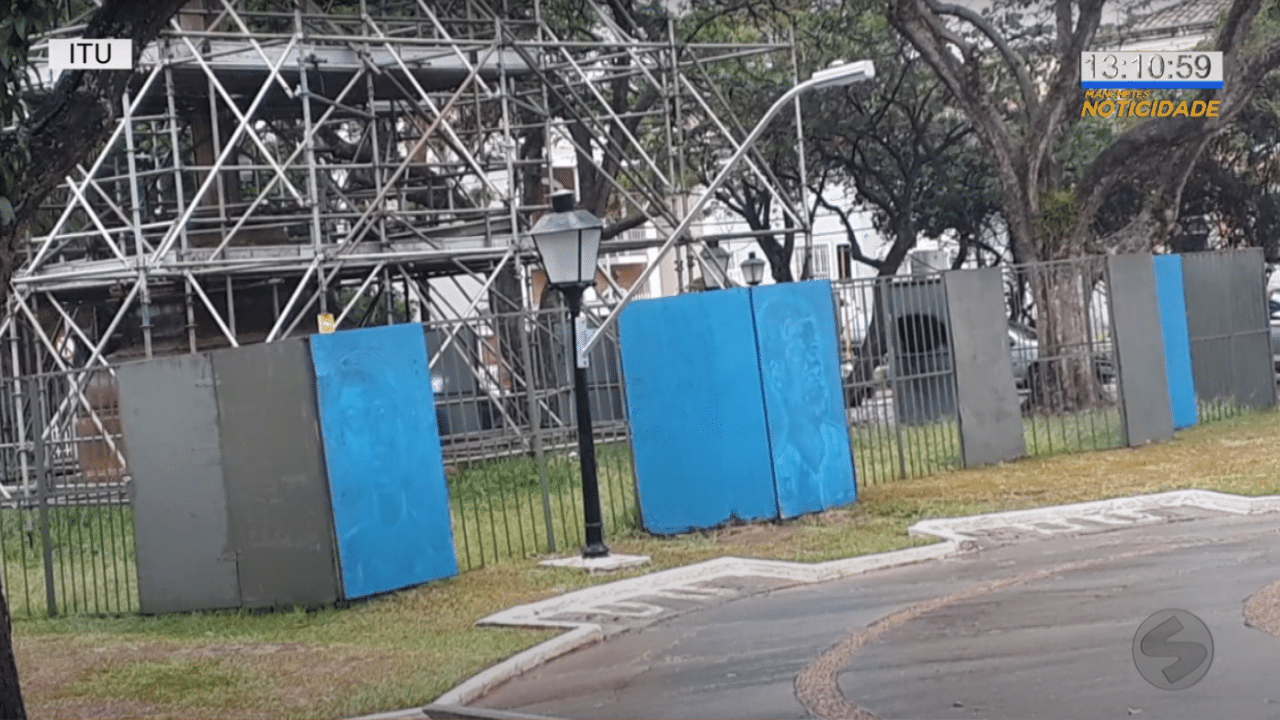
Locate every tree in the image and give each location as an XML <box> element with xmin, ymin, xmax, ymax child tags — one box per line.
<box><xmin>1180</xmin><ymin>72</ymin><xmax>1280</xmax><ymax>261</ymax></box>
<box><xmin>1</xmin><ymin>0</ymin><xmax>191</xmax><ymax>312</ymax></box>
<box><xmin>887</xmin><ymin>0</ymin><xmax>1280</xmax><ymax>411</ymax></box>
<box><xmin>0</xmin><ymin>1</ymin><xmax>191</xmax><ymax>716</ymax></box>
<box><xmin>1069</xmin><ymin>0</ymin><xmax>1280</xmax><ymax>254</ymax></box>
<box><xmin>674</xmin><ymin>0</ymin><xmax>815</xmax><ymax>283</ymax></box>
<box><xmin>804</xmin><ymin>17</ymin><xmax>1004</xmax><ymax>401</ymax></box>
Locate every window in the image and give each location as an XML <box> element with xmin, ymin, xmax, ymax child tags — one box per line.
<box><xmin>801</xmin><ymin>245</ymin><xmax>831</xmax><ymax>279</ymax></box>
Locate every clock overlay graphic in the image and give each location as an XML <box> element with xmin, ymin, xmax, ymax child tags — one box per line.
<box><xmin>1081</xmin><ymin>52</ymin><xmax>1223</xmax><ymax>89</ymax></box>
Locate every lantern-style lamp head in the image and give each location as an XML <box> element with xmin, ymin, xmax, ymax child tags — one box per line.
<box><xmin>700</xmin><ymin>242</ymin><xmax>732</xmax><ymax>289</ymax></box>
<box><xmin>528</xmin><ymin>191</ymin><xmax>604</xmax><ymax>288</ymax></box>
<box><xmin>741</xmin><ymin>251</ymin><xmax>766</xmax><ymax>286</ymax></box>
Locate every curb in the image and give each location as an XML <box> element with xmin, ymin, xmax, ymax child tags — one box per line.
<box><xmin>432</xmin><ymin>624</ymin><xmax>602</xmax><ymax>706</ymax></box>
<box><xmin>908</xmin><ymin>489</ymin><xmax>1280</xmax><ymax>543</ymax></box>
<box><xmin>430</xmin><ymin>489</ymin><xmax>1280</xmax><ymax>708</ymax></box>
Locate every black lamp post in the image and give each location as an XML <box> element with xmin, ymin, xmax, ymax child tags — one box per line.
<box><xmin>699</xmin><ymin>241</ymin><xmax>732</xmax><ymax>289</ymax></box>
<box><xmin>528</xmin><ymin>190</ymin><xmax>609</xmax><ymax>558</ymax></box>
<box><xmin>741</xmin><ymin>251</ymin><xmax>766</xmax><ymax>286</ymax></box>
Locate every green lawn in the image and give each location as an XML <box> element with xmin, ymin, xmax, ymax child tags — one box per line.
<box><xmin>3</xmin><ymin>397</ymin><xmax>1258</xmax><ymax>618</ymax></box>
<box><xmin>447</xmin><ymin>441</ymin><xmax>639</xmax><ymax>571</ymax></box>
<box><xmin>0</xmin><ymin>504</ymin><xmax>137</xmax><ymax>619</ymax></box>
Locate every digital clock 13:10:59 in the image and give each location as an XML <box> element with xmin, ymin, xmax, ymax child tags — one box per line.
<box><xmin>1081</xmin><ymin>52</ymin><xmax>1223</xmax><ymax>89</ymax></box>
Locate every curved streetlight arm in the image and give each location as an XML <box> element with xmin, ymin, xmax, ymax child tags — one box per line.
<box><xmin>582</xmin><ymin>69</ymin><xmax>865</xmax><ymax>353</ymax></box>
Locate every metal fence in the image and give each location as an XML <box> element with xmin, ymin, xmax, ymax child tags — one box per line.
<box><xmin>831</xmin><ymin>255</ymin><xmax>1244</xmax><ymax>486</ymax></box>
<box><xmin>424</xmin><ymin>307</ymin><xmax>639</xmax><ymax>572</ymax></box>
<box><xmin>0</xmin><ymin>253</ymin><xmax>1269</xmax><ymax>616</ymax></box>
<box><xmin>0</xmin><ymin>373</ymin><xmax>136</xmax><ymax>618</ymax></box>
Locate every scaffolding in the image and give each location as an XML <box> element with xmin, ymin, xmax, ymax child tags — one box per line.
<box><xmin>0</xmin><ymin>0</ymin><xmax>801</xmax><ymax>496</ymax></box>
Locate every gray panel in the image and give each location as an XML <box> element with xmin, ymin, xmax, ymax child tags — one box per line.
<box><xmin>1183</xmin><ymin>251</ymin><xmax>1234</xmax><ymax>402</ymax></box>
<box><xmin>211</xmin><ymin>339</ymin><xmax>340</xmax><ymax>608</ymax></box>
<box><xmin>943</xmin><ymin>269</ymin><xmax>1026</xmax><ymax>467</ymax></box>
<box><xmin>117</xmin><ymin>354</ymin><xmax>241</xmax><ymax>614</ymax></box>
<box><xmin>1182</xmin><ymin>249</ymin><xmax>1275</xmax><ymax>408</ymax></box>
<box><xmin>1106</xmin><ymin>254</ymin><xmax>1174</xmax><ymax>446</ymax></box>
<box><xmin>1224</xmin><ymin>250</ymin><xmax>1274</xmax><ymax>408</ymax></box>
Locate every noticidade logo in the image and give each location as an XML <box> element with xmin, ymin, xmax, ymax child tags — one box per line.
<box><xmin>1082</xmin><ymin>89</ymin><xmax>1219</xmax><ymax>118</ymax></box>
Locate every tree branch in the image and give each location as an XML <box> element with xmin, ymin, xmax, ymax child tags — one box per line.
<box><xmin>928</xmin><ymin>0</ymin><xmax>1038</xmax><ymax>119</ymax></box>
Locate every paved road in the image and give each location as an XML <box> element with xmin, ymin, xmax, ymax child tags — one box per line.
<box><xmin>474</xmin><ymin>510</ymin><xmax>1280</xmax><ymax>720</ymax></box>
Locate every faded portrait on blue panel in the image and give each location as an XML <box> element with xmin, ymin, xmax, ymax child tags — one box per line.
<box><xmin>755</xmin><ymin>285</ymin><xmax>856</xmax><ymax>517</ymax></box>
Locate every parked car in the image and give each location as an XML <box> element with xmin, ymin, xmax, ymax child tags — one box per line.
<box><xmin>1007</xmin><ymin>321</ymin><xmax>1115</xmax><ymax>389</ymax></box>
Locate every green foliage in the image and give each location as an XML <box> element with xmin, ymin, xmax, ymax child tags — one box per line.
<box><xmin>0</xmin><ymin>0</ymin><xmax>61</xmax><ymax>225</ymax></box>
<box><xmin>0</xmin><ymin>1</ymin><xmax>58</xmax><ymax>127</ymax></box>
<box><xmin>1037</xmin><ymin>188</ymin><xmax>1077</xmax><ymax>256</ymax></box>
<box><xmin>335</xmin><ymin>286</ymin><xmax>408</xmax><ymax>327</ymax></box>
<box><xmin>1056</xmin><ymin>115</ymin><xmax>1118</xmax><ymax>185</ymax></box>
<box><xmin>1238</xmin><ymin>0</ymin><xmax>1280</xmax><ymax>55</ymax></box>
<box><xmin>1184</xmin><ymin>70</ymin><xmax>1280</xmax><ymax>260</ymax></box>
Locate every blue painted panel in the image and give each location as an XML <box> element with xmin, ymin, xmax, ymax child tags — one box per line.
<box><xmin>1153</xmin><ymin>255</ymin><xmax>1199</xmax><ymax>429</ymax></box>
<box><xmin>310</xmin><ymin>323</ymin><xmax>458</xmax><ymax>599</ymax></box>
<box><xmin>751</xmin><ymin>281</ymin><xmax>857</xmax><ymax>518</ymax></box>
<box><xmin>619</xmin><ymin>289</ymin><xmax>778</xmax><ymax>534</ymax></box>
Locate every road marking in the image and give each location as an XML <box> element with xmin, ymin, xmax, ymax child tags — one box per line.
<box><xmin>794</xmin><ymin>540</ymin><xmax>1219</xmax><ymax>720</ymax></box>
<box><xmin>649</xmin><ymin>586</ymin><xmax>735</xmax><ymax>601</ymax></box>
<box><xmin>584</xmin><ymin>601</ymin><xmax>665</xmax><ymax>618</ymax></box>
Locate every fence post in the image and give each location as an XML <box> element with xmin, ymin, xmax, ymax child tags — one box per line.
<box><xmin>29</xmin><ymin>378</ymin><xmax>57</xmax><ymax>618</ymax></box>
<box><xmin>519</xmin><ymin>310</ymin><xmax>556</xmax><ymax>553</ymax></box>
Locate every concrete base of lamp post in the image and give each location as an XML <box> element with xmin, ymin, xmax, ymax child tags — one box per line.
<box><xmin>539</xmin><ymin>554</ymin><xmax>651</xmax><ymax>574</ymax></box>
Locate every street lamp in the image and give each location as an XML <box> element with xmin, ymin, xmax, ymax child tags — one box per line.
<box><xmin>698</xmin><ymin>241</ymin><xmax>732</xmax><ymax>289</ymax></box>
<box><xmin>740</xmin><ymin>251</ymin><xmax>766</xmax><ymax>286</ymax></box>
<box><xmin>527</xmin><ymin>190</ymin><xmax>609</xmax><ymax>558</ymax></box>
<box><xmin>581</xmin><ymin>59</ymin><xmax>875</xmax><ymax>353</ymax></box>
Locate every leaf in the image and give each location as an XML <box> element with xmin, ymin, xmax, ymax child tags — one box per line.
<box><xmin>0</xmin><ymin>197</ymin><xmax>13</xmax><ymax>226</ymax></box>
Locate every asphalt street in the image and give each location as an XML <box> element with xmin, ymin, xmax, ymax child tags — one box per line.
<box><xmin>473</xmin><ymin>511</ymin><xmax>1280</xmax><ymax>720</ymax></box>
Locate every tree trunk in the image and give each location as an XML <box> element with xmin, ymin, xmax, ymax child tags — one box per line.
<box><xmin>0</xmin><ymin>586</ymin><xmax>24</xmax><ymax>720</ymax></box>
<box><xmin>1026</xmin><ymin>262</ymin><xmax>1103</xmax><ymax>413</ymax></box>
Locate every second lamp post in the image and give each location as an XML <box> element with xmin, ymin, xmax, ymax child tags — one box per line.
<box><xmin>740</xmin><ymin>252</ymin><xmax>766</xmax><ymax>286</ymax></box>
<box><xmin>528</xmin><ymin>190</ymin><xmax>610</xmax><ymax>558</ymax></box>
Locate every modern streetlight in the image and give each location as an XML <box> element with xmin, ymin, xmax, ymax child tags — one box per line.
<box><xmin>698</xmin><ymin>241</ymin><xmax>732</xmax><ymax>289</ymax></box>
<box><xmin>527</xmin><ymin>190</ymin><xmax>609</xmax><ymax>558</ymax></box>
<box><xmin>581</xmin><ymin>59</ymin><xmax>875</xmax><ymax>354</ymax></box>
<box><xmin>740</xmin><ymin>251</ymin><xmax>766</xmax><ymax>286</ymax></box>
